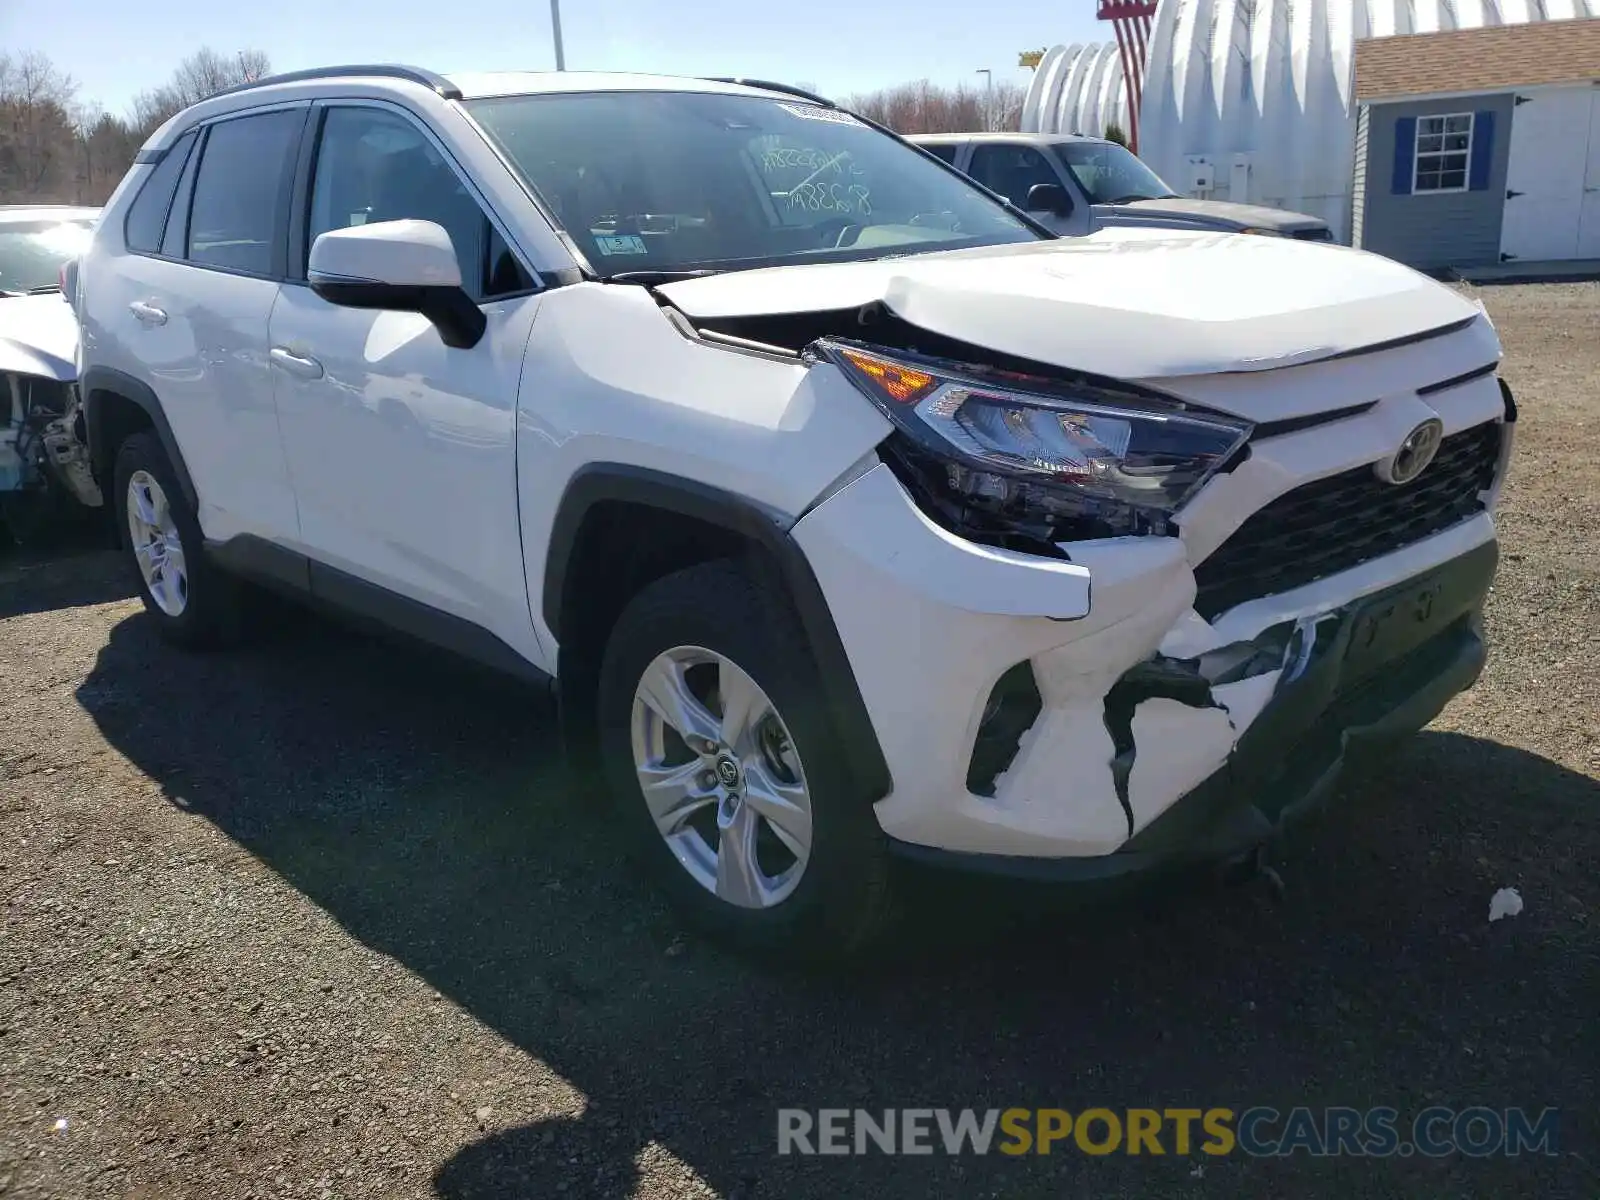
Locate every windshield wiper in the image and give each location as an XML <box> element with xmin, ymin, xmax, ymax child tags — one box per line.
<box><xmin>604</xmin><ymin>269</ymin><xmax>722</xmax><ymax>286</ymax></box>
<box><xmin>1102</xmin><ymin>193</ymin><xmax>1167</xmax><ymax>205</ymax></box>
<box><xmin>25</xmin><ymin>284</ymin><xmax>61</xmax><ymax>295</ymax></box>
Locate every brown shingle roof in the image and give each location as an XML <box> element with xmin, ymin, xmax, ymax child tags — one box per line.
<box><xmin>1355</xmin><ymin>17</ymin><xmax>1600</xmax><ymax>101</ymax></box>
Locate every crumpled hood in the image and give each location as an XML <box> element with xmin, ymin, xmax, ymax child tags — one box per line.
<box><xmin>658</xmin><ymin>228</ymin><xmax>1482</xmax><ymax>379</ymax></box>
<box><xmin>1110</xmin><ymin>197</ymin><xmax>1327</xmax><ymax>233</ymax></box>
<box><xmin>0</xmin><ymin>294</ymin><xmax>78</xmax><ymax>381</ymax></box>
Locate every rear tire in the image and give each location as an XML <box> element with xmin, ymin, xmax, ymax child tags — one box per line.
<box><xmin>597</xmin><ymin>559</ymin><xmax>895</xmax><ymax>960</ymax></box>
<box><xmin>113</xmin><ymin>431</ymin><xmax>243</xmax><ymax>650</ymax></box>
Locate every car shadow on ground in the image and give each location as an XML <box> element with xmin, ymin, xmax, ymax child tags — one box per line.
<box><xmin>0</xmin><ymin>518</ymin><xmax>128</xmax><ymax>618</ymax></box>
<box><xmin>74</xmin><ymin>603</ymin><xmax>1597</xmax><ymax>1199</ymax></box>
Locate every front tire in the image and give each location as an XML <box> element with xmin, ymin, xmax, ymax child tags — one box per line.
<box><xmin>597</xmin><ymin>560</ymin><xmax>895</xmax><ymax>959</ymax></box>
<box><xmin>113</xmin><ymin>431</ymin><xmax>242</xmax><ymax>649</ymax></box>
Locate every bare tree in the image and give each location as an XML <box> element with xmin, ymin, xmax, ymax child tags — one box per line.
<box><xmin>72</xmin><ymin>105</ymin><xmax>143</xmax><ymax>203</ymax></box>
<box><xmin>844</xmin><ymin>79</ymin><xmax>1026</xmax><ymax>135</ymax></box>
<box><xmin>0</xmin><ymin>52</ymin><xmax>79</xmax><ymax>199</ymax></box>
<box><xmin>0</xmin><ymin>47</ymin><xmax>271</xmax><ymax>205</ymax></box>
<box><xmin>130</xmin><ymin>47</ymin><xmax>271</xmax><ymax>136</ymax></box>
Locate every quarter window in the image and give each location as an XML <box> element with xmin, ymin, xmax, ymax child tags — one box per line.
<box><xmin>161</xmin><ymin>132</ymin><xmax>204</xmax><ymax>259</ymax></box>
<box><xmin>1413</xmin><ymin>114</ymin><xmax>1473</xmax><ymax>194</ymax></box>
<box><xmin>187</xmin><ymin>110</ymin><xmax>304</xmax><ymax>275</ymax></box>
<box><xmin>124</xmin><ymin>131</ymin><xmax>196</xmax><ymax>254</ymax></box>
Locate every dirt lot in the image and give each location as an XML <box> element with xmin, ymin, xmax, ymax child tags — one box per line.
<box><xmin>2</xmin><ymin>283</ymin><xmax>1597</xmax><ymax>1200</ymax></box>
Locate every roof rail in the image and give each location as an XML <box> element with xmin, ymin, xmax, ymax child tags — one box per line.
<box><xmin>208</xmin><ymin>64</ymin><xmax>462</xmax><ymax>102</ymax></box>
<box><xmin>704</xmin><ymin>77</ymin><xmax>835</xmax><ymax>107</ymax></box>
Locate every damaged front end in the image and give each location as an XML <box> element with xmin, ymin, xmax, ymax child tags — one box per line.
<box><xmin>781</xmin><ymin>303</ymin><xmax>1511</xmax><ymax>878</ymax></box>
<box><xmin>878</xmin><ymin>529</ymin><xmax>1500</xmax><ymax>882</ymax></box>
<box><xmin>2</xmin><ymin>372</ymin><xmax>103</xmax><ymax>546</ymax></box>
<box><xmin>1114</xmin><ymin>539</ymin><xmax>1496</xmax><ymax>867</ymax></box>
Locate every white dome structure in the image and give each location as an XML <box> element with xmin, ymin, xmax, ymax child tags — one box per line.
<box><xmin>1020</xmin><ymin>42</ymin><xmax>1131</xmax><ymax>140</ymax></box>
<box><xmin>1022</xmin><ymin>0</ymin><xmax>1600</xmax><ymax>241</ymax></box>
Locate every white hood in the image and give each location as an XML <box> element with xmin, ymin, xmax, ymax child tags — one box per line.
<box><xmin>658</xmin><ymin>228</ymin><xmax>1484</xmax><ymax>381</ymax></box>
<box><xmin>0</xmin><ymin>293</ymin><xmax>78</xmax><ymax>382</ymax></box>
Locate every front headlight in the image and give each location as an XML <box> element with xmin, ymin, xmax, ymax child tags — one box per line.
<box><xmin>811</xmin><ymin>339</ymin><xmax>1251</xmax><ymax>543</ymax></box>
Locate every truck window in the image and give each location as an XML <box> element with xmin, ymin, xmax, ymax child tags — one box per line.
<box><xmin>967</xmin><ymin>144</ymin><xmax>1061</xmax><ymax>210</ymax></box>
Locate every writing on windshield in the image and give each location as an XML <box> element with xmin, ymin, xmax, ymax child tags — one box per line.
<box><xmin>753</xmin><ymin>138</ymin><xmax>873</xmax><ymax>217</ymax></box>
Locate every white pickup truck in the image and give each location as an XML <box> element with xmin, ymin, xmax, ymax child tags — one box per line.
<box><xmin>911</xmin><ymin>132</ymin><xmax>1335</xmax><ymax>242</ymax></box>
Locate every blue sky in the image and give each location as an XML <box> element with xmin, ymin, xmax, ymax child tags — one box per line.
<box><xmin>4</xmin><ymin>0</ymin><xmax>1103</xmax><ymax>117</ymax></box>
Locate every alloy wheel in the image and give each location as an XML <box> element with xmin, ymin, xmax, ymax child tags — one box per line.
<box><xmin>126</xmin><ymin>470</ymin><xmax>188</xmax><ymax>617</ymax></box>
<box><xmin>629</xmin><ymin>645</ymin><xmax>814</xmax><ymax>908</ymax></box>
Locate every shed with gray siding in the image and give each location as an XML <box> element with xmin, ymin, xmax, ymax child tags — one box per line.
<box><xmin>1353</xmin><ymin>93</ymin><xmax>1513</xmax><ymax>270</ymax></box>
<box><xmin>1350</xmin><ymin>19</ymin><xmax>1600</xmax><ymax>271</ymax></box>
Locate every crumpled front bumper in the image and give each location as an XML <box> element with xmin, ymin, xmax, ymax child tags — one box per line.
<box><xmin>892</xmin><ymin>539</ymin><xmax>1496</xmax><ymax>882</ymax></box>
<box><xmin>790</xmin><ymin>451</ymin><xmax>1502</xmax><ymax>870</ymax></box>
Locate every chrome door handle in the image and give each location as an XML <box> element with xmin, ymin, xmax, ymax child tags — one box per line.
<box><xmin>269</xmin><ymin>346</ymin><xmax>325</xmax><ymax>380</ymax></box>
<box><xmin>128</xmin><ymin>300</ymin><xmax>167</xmax><ymax>326</ymax></box>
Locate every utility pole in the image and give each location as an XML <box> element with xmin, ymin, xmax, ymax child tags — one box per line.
<box><xmin>976</xmin><ymin>68</ymin><xmax>993</xmax><ymax>131</ymax></box>
<box><xmin>550</xmin><ymin>0</ymin><xmax>567</xmax><ymax>70</ymax></box>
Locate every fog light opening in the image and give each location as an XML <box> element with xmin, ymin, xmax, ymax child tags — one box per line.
<box><xmin>966</xmin><ymin>662</ymin><xmax>1044</xmax><ymax>797</ymax></box>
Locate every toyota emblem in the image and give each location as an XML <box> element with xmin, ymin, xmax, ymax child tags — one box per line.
<box><xmin>715</xmin><ymin>756</ymin><xmax>741</xmax><ymax>789</ymax></box>
<box><xmin>1376</xmin><ymin>418</ymin><xmax>1445</xmax><ymax>485</ymax></box>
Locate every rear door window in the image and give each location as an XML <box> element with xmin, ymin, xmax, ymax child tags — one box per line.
<box><xmin>186</xmin><ymin>109</ymin><xmax>305</xmax><ymax>276</ymax></box>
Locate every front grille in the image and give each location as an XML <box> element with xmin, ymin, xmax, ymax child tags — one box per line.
<box><xmin>1191</xmin><ymin>420</ymin><xmax>1502</xmax><ymax>619</ymax></box>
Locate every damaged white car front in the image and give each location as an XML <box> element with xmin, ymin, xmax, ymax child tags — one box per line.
<box><xmin>0</xmin><ymin>207</ymin><xmax>103</xmax><ymax>542</ymax></box>
<box><xmin>662</xmin><ymin>234</ymin><xmax>1514</xmax><ymax>880</ymax></box>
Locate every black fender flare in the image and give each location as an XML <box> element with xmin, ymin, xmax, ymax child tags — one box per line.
<box><xmin>79</xmin><ymin>366</ymin><xmax>199</xmax><ymax>511</ymax></box>
<box><xmin>544</xmin><ymin>463</ymin><xmax>893</xmax><ymax>803</ymax></box>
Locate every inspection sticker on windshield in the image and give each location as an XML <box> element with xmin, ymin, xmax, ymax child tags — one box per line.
<box><xmin>779</xmin><ymin>103</ymin><xmax>863</xmax><ymax>126</ymax></box>
<box><xmin>595</xmin><ymin>234</ymin><xmax>648</xmax><ymax>256</ymax></box>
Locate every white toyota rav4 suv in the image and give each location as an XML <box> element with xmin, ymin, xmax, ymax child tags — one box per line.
<box><xmin>73</xmin><ymin>66</ymin><xmax>1515</xmax><ymax>956</ymax></box>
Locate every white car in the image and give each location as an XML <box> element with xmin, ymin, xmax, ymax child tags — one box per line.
<box><xmin>71</xmin><ymin>68</ymin><xmax>1514</xmax><ymax>956</ymax></box>
<box><xmin>0</xmin><ymin>205</ymin><xmax>100</xmax><ymax>518</ymax></box>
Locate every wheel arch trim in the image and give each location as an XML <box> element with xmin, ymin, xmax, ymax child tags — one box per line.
<box><xmin>543</xmin><ymin>463</ymin><xmax>893</xmax><ymax>803</ymax></box>
<box><xmin>80</xmin><ymin>366</ymin><xmax>199</xmax><ymax>512</ymax></box>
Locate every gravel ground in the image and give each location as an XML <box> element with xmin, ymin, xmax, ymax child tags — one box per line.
<box><xmin>2</xmin><ymin>283</ymin><xmax>1597</xmax><ymax>1200</ymax></box>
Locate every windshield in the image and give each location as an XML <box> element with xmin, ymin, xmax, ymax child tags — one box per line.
<box><xmin>0</xmin><ymin>218</ymin><xmax>95</xmax><ymax>294</ymax></box>
<box><xmin>1051</xmin><ymin>142</ymin><xmax>1176</xmax><ymax>205</ymax></box>
<box><xmin>466</xmin><ymin>90</ymin><xmax>1042</xmax><ymax>276</ymax></box>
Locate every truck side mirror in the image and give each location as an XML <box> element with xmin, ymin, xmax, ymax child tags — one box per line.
<box><xmin>1026</xmin><ymin>183</ymin><xmax>1075</xmax><ymax>217</ymax></box>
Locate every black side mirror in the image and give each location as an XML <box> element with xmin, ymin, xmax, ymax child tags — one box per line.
<box><xmin>1026</xmin><ymin>183</ymin><xmax>1074</xmax><ymax>217</ymax></box>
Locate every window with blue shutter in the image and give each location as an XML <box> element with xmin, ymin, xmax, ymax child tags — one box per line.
<box><xmin>1411</xmin><ymin>113</ymin><xmax>1476</xmax><ymax>193</ymax></box>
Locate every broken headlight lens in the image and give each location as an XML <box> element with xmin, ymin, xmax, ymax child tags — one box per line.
<box><xmin>812</xmin><ymin>339</ymin><xmax>1252</xmax><ymax>540</ymax></box>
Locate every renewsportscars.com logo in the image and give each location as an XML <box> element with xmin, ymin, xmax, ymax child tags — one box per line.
<box><xmin>776</xmin><ymin>1107</ymin><xmax>1561</xmax><ymax>1158</ymax></box>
